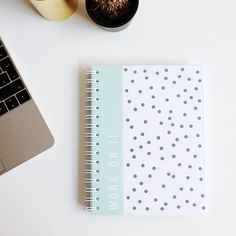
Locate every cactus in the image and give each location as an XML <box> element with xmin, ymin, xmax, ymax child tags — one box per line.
<box><xmin>93</xmin><ymin>0</ymin><xmax>129</xmax><ymax>17</ymax></box>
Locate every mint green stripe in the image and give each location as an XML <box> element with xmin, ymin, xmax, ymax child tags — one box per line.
<box><xmin>92</xmin><ymin>66</ymin><xmax>123</xmax><ymax>215</ymax></box>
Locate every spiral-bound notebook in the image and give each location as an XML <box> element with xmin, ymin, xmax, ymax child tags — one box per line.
<box><xmin>83</xmin><ymin>65</ymin><xmax>206</xmax><ymax>215</ymax></box>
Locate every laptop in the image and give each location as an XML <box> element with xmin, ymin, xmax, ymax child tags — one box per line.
<box><xmin>0</xmin><ymin>38</ymin><xmax>54</xmax><ymax>175</ymax></box>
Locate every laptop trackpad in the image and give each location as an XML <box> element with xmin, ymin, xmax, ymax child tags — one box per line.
<box><xmin>0</xmin><ymin>159</ymin><xmax>6</xmax><ymax>173</ymax></box>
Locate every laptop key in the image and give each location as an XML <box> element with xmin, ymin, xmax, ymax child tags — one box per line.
<box><xmin>0</xmin><ymin>79</ymin><xmax>24</xmax><ymax>101</ymax></box>
<box><xmin>0</xmin><ymin>57</ymin><xmax>19</xmax><ymax>80</ymax></box>
<box><xmin>0</xmin><ymin>72</ymin><xmax>10</xmax><ymax>87</ymax></box>
<box><xmin>0</xmin><ymin>102</ymin><xmax>8</xmax><ymax>116</ymax></box>
<box><xmin>16</xmin><ymin>89</ymin><xmax>30</xmax><ymax>104</ymax></box>
<box><xmin>5</xmin><ymin>96</ymin><xmax>19</xmax><ymax>110</ymax></box>
<box><xmin>0</xmin><ymin>46</ymin><xmax>7</xmax><ymax>60</ymax></box>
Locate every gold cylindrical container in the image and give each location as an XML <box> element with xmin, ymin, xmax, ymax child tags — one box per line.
<box><xmin>29</xmin><ymin>0</ymin><xmax>78</xmax><ymax>20</ymax></box>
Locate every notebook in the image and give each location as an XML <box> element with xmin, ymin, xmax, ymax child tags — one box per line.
<box><xmin>83</xmin><ymin>65</ymin><xmax>206</xmax><ymax>215</ymax></box>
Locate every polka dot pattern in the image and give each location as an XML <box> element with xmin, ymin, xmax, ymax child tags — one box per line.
<box><xmin>123</xmin><ymin>66</ymin><xmax>205</xmax><ymax>215</ymax></box>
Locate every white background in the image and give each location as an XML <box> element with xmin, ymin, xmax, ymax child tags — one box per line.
<box><xmin>0</xmin><ymin>0</ymin><xmax>235</xmax><ymax>235</ymax></box>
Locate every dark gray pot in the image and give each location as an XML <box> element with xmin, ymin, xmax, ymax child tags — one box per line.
<box><xmin>86</xmin><ymin>0</ymin><xmax>139</xmax><ymax>32</ymax></box>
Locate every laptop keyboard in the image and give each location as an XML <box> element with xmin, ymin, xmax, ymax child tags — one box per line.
<box><xmin>0</xmin><ymin>39</ymin><xmax>31</xmax><ymax>116</ymax></box>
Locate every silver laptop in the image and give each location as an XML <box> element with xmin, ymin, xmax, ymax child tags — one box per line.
<box><xmin>0</xmin><ymin>38</ymin><xmax>54</xmax><ymax>175</ymax></box>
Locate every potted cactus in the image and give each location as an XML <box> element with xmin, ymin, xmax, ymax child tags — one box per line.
<box><xmin>86</xmin><ymin>0</ymin><xmax>139</xmax><ymax>31</ymax></box>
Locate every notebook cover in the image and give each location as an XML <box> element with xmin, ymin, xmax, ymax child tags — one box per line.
<box><xmin>85</xmin><ymin>65</ymin><xmax>206</xmax><ymax>215</ymax></box>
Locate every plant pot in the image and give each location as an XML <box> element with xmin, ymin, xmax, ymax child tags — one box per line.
<box><xmin>29</xmin><ymin>0</ymin><xmax>78</xmax><ymax>20</ymax></box>
<box><xmin>85</xmin><ymin>0</ymin><xmax>139</xmax><ymax>32</ymax></box>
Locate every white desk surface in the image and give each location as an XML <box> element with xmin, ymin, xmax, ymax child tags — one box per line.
<box><xmin>0</xmin><ymin>0</ymin><xmax>235</xmax><ymax>235</ymax></box>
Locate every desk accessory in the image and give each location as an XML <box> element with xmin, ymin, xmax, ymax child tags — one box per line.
<box><xmin>29</xmin><ymin>0</ymin><xmax>78</xmax><ymax>20</ymax></box>
<box><xmin>82</xmin><ymin>65</ymin><xmax>206</xmax><ymax>215</ymax></box>
<box><xmin>0</xmin><ymin>38</ymin><xmax>54</xmax><ymax>175</ymax></box>
<box><xmin>86</xmin><ymin>0</ymin><xmax>139</xmax><ymax>31</ymax></box>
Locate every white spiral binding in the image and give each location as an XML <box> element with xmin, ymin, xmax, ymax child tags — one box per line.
<box><xmin>84</xmin><ymin>70</ymin><xmax>100</xmax><ymax>212</ymax></box>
